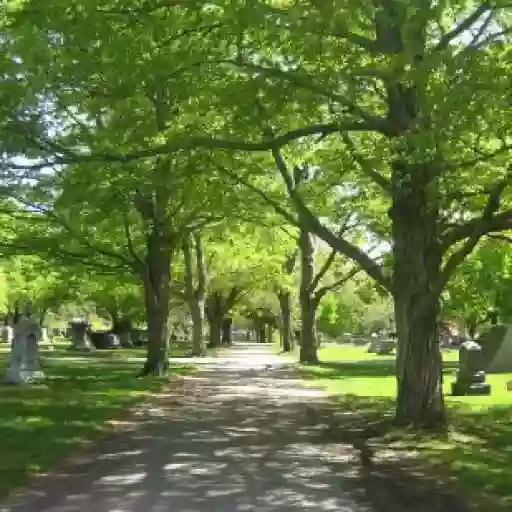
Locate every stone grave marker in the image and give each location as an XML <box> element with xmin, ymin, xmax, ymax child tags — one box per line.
<box><xmin>5</xmin><ymin>304</ymin><xmax>45</xmax><ymax>384</ymax></box>
<box><xmin>477</xmin><ymin>324</ymin><xmax>512</xmax><ymax>373</ymax></box>
<box><xmin>451</xmin><ymin>340</ymin><xmax>491</xmax><ymax>396</ymax></box>
<box><xmin>375</xmin><ymin>338</ymin><xmax>396</xmax><ymax>355</ymax></box>
<box><xmin>69</xmin><ymin>320</ymin><xmax>95</xmax><ymax>351</ymax></box>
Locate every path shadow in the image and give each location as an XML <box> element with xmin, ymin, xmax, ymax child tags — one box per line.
<box><xmin>0</xmin><ymin>344</ymin><xmax>477</xmax><ymax>512</ymax></box>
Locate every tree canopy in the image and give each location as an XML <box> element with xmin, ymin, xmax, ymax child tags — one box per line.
<box><xmin>0</xmin><ymin>0</ymin><xmax>510</xmax><ymax>428</ymax></box>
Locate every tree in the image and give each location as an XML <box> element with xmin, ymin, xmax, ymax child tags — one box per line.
<box><xmin>85</xmin><ymin>275</ymin><xmax>145</xmax><ymax>346</ymax></box>
<box><xmin>297</xmin><ymin>231</ymin><xmax>361</xmax><ymax>362</ymax></box>
<box><xmin>0</xmin><ymin>256</ymin><xmax>81</xmax><ymax>325</ymax></box>
<box><xmin>203</xmin><ymin>1</ymin><xmax>512</xmax><ymax>428</ymax></box>
<box><xmin>1</xmin><ymin>3</ymin><xmax>241</xmax><ymax>374</ymax></box>
<box><xmin>5</xmin><ymin>1</ymin><xmax>511</xmax><ymax>427</ymax></box>
<box><xmin>201</xmin><ymin>221</ymin><xmax>294</xmax><ymax>346</ymax></box>
<box><xmin>277</xmin><ymin>248</ymin><xmax>297</xmax><ymax>352</ymax></box>
<box><xmin>182</xmin><ymin>233</ymin><xmax>207</xmax><ymax>356</ymax></box>
<box><xmin>444</xmin><ymin>239</ymin><xmax>512</xmax><ymax>335</ymax></box>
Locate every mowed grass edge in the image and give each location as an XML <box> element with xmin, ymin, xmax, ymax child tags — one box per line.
<box><xmin>297</xmin><ymin>343</ymin><xmax>512</xmax><ymax>510</ymax></box>
<box><xmin>0</xmin><ymin>345</ymin><xmax>194</xmax><ymax>501</ymax></box>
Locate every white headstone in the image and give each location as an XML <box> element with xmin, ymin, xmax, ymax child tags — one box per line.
<box><xmin>1</xmin><ymin>326</ymin><xmax>13</xmax><ymax>344</ymax></box>
<box><xmin>5</xmin><ymin>312</ymin><xmax>45</xmax><ymax>384</ymax></box>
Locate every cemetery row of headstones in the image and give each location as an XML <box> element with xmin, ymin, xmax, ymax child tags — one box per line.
<box><xmin>350</xmin><ymin>323</ymin><xmax>512</xmax><ymax>396</ymax></box>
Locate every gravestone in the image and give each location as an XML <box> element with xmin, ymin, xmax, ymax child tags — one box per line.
<box><xmin>88</xmin><ymin>331</ymin><xmax>120</xmax><ymax>349</ymax></box>
<box><xmin>131</xmin><ymin>328</ymin><xmax>148</xmax><ymax>347</ymax></box>
<box><xmin>367</xmin><ymin>338</ymin><xmax>380</xmax><ymax>353</ymax></box>
<box><xmin>477</xmin><ymin>324</ymin><xmax>512</xmax><ymax>373</ymax></box>
<box><xmin>1</xmin><ymin>325</ymin><xmax>13</xmax><ymax>344</ymax></box>
<box><xmin>451</xmin><ymin>340</ymin><xmax>491</xmax><ymax>396</ymax></box>
<box><xmin>41</xmin><ymin>327</ymin><xmax>54</xmax><ymax>350</ymax></box>
<box><xmin>5</xmin><ymin>305</ymin><xmax>45</xmax><ymax>384</ymax></box>
<box><xmin>69</xmin><ymin>321</ymin><xmax>95</xmax><ymax>351</ymax></box>
<box><xmin>375</xmin><ymin>338</ymin><xmax>396</xmax><ymax>355</ymax></box>
<box><xmin>117</xmin><ymin>330</ymin><xmax>133</xmax><ymax>348</ymax></box>
<box><xmin>352</xmin><ymin>334</ymin><xmax>369</xmax><ymax>346</ymax></box>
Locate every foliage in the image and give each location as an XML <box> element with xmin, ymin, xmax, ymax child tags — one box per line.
<box><xmin>0</xmin><ymin>346</ymin><xmax>192</xmax><ymax>500</ymax></box>
<box><xmin>0</xmin><ymin>0</ymin><xmax>510</xmax><ymax>418</ymax></box>
<box><xmin>444</xmin><ymin>239</ymin><xmax>512</xmax><ymax>328</ymax></box>
<box><xmin>299</xmin><ymin>343</ymin><xmax>512</xmax><ymax>510</ymax></box>
<box><xmin>0</xmin><ymin>256</ymin><xmax>81</xmax><ymax>320</ymax></box>
<box><xmin>84</xmin><ymin>274</ymin><xmax>146</xmax><ymax>326</ymax></box>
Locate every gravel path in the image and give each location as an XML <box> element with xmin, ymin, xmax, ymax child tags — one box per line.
<box><xmin>0</xmin><ymin>343</ymin><xmax>473</xmax><ymax>512</ymax></box>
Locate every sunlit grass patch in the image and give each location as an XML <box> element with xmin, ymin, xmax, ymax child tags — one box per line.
<box><xmin>0</xmin><ymin>348</ymin><xmax>193</xmax><ymax>500</ymax></box>
<box><xmin>298</xmin><ymin>344</ymin><xmax>512</xmax><ymax>510</ymax></box>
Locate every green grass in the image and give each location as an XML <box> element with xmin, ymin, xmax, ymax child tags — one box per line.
<box><xmin>299</xmin><ymin>344</ymin><xmax>512</xmax><ymax>510</ymax></box>
<box><xmin>0</xmin><ymin>346</ymin><xmax>193</xmax><ymax>500</ymax></box>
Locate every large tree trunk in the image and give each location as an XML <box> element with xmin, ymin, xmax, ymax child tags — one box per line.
<box><xmin>206</xmin><ymin>289</ymin><xmax>240</xmax><ymax>348</ymax></box>
<box><xmin>183</xmin><ymin>235</ymin><xmax>206</xmax><ymax>356</ymax></box>
<box><xmin>140</xmin><ymin>228</ymin><xmax>172</xmax><ymax>376</ymax></box>
<box><xmin>189</xmin><ymin>298</ymin><xmax>205</xmax><ymax>355</ymax></box>
<box><xmin>278</xmin><ymin>290</ymin><xmax>292</xmax><ymax>352</ymax></box>
<box><xmin>112</xmin><ymin>317</ymin><xmax>133</xmax><ymax>348</ymax></box>
<box><xmin>206</xmin><ymin>293</ymin><xmax>223</xmax><ymax>348</ymax></box>
<box><xmin>266</xmin><ymin>323</ymin><xmax>274</xmax><ymax>344</ymax></box>
<box><xmin>208</xmin><ymin>315</ymin><xmax>222</xmax><ymax>348</ymax></box>
<box><xmin>299</xmin><ymin>229</ymin><xmax>318</xmax><ymax>363</ymax></box>
<box><xmin>390</xmin><ymin>162</ymin><xmax>446</xmax><ymax>429</ymax></box>
<box><xmin>221</xmin><ymin>317</ymin><xmax>233</xmax><ymax>344</ymax></box>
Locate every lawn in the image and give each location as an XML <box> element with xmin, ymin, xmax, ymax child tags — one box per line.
<box><xmin>0</xmin><ymin>344</ymin><xmax>193</xmax><ymax>501</ymax></box>
<box><xmin>299</xmin><ymin>343</ymin><xmax>512</xmax><ymax>510</ymax></box>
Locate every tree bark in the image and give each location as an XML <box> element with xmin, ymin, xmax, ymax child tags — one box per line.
<box><xmin>253</xmin><ymin>318</ymin><xmax>266</xmax><ymax>343</ymax></box>
<box><xmin>266</xmin><ymin>323</ymin><xmax>274</xmax><ymax>344</ymax></box>
<box><xmin>206</xmin><ymin>289</ymin><xmax>240</xmax><ymax>348</ymax></box>
<box><xmin>183</xmin><ymin>234</ymin><xmax>206</xmax><ymax>356</ymax></box>
<box><xmin>221</xmin><ymin>317</ymin><xmax>233</xmax><ymax>344</ymax></box>
<box><xmin>208</xmin><ymin>315</ymin><xmax>222</xmax><ymax>348</ymax></box>
<box><xmin>189</xmin><ymin>298</ymin><xmax>205</xmax><ymax>355</ymax></box>
<box><xmin>390</xmin><ymin>161</ymin><xmax>446</xmax><ymax>429</ymax></box>
<box><xmin>278</xmin><ymin>290</ymin><xmax>292</xmax><ymax>352</ymax></box>
<box><xmin>299</xmin><ymin>228</ymin><xmax>318</xmax><ymax>363</ymax></box>
<box><xmin>112</xmin><ymin>317</ymin><xmax>133</xmax><ymax>348</ymax></box>
<box><xmin>206</xmin><ymin>292</ymin><xmax>222</xmax><ymax>348</ymax></box>
<box><xmin>139</xmin><ymin>228</ymin><xmax>173</xmax><ymax>376</ymax></box>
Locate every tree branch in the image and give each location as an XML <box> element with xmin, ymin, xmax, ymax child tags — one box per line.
<box><xmin>261</xmin><ymin>4</ymin><xmax>380</xmax><ymax>54</ymax></box>
<box><xmin>182</xmin><ymin>235</ymin><xmax>195</xmax><ymax>300</ymax></box>
<box><xmin>442</xmin><ymin>209</ymin><xmax>512</xmax><ymax>250</ymax></box>
<box><xmin>447</xmin><ymin>143</ymin><xmax>512</xmax><ymax>171</ymax></box>
<box><xmin>210</xmin><ymin>159</ymin><xmax>300</xmax><ymax>227</ymax></box>
<box><xmin>194</xmin><ymin>233</ymin><xmax>206</xmax><ymax>298</ymax></box>
<box><xmin>228</xmin><ymin>58</ymin><xmax>388</xmax><ymax>129</ymax></box>
<box><xmin>310</xmin><ymin>251</ymin><xmax>337</xmax><ymax>292</ymax></box>
<box><xmin>121</xmin><ymin>208</ymin><xmax>145</xmax><ymax>270</ymax></box>
<box><xmin>439</xmin><ymin>177</ymin><xmax>510</xmax><ymax>290</ymax></box>
<box><xmin>270</xmin><ymin>147</ymin><xmax>391</xmax><ymax>290</ymax></box>
<box><xmin>341</xmin><ymin>134</ymin><xmax>391</xmax><ymax>192</ymax></box>
<box><xmin>435</xmin><ymin>3</ymin><xmax>491</xmax><ymax>52</ymax></box>
<box><xmin>314</xmin><ymin>267</ymin><xmax>362</xmax><ymax>306</ymax></box>
<box><xmin>284</xmin><ymin>249</ymin><xmax>298</xmax><ymax>274</ymax></box>
<box><xmin>5</xmin><ymin>121</ymin><xmax>380</xmax><ymax>172</ymax></box>
<box><xmin>487</xmin><ymin>233</ymin><xmax>512</xmax><ymax>244</ymax></box>
<box><xmin>225</xmin><ymin>286</ymin><xmax>242</xmax><ymax>311</ymax></box>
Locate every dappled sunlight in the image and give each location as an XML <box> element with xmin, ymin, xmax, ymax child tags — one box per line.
<box><xmin>1</xmin><ymin>344</ymin><xmax>474</xmax><ymax>512</ymax></box>
<box><xmin>301</xmin><ymin>344</ymin><xmax>512</xmax><ymax>510</ymax></box>
<box><xmin>0</xmin><ymin>348</ymin><xmax>192</xmax><ymax>501</ymax></box>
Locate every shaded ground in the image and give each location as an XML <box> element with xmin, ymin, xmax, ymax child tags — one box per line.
<box><xmin>1</xmin><ymin>344</ymin><xmax>475</xmax><ymax>512</ymax></box>
<box><xmin>0</xmin><ymin>348</ymin><xmax>192</xmax><ymax>499</ymax></box>
<box><xmin>299</xmin><ymin>344</ymin><xmax>512</xmax><ymax>510</ymax></box>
